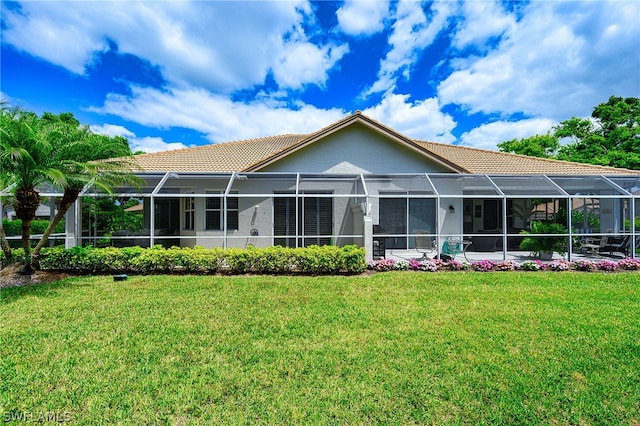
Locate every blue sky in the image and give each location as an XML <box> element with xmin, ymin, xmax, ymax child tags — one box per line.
<box><xmin>1</xmin><ymin>1</ymin><xmax>639</xmax><ymax>153</ymax></box>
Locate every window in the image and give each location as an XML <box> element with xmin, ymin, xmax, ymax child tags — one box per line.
<box><xmin>205</xmin><ymin>192</ymin><xmax>238</xmax><ymax>230</ymax></box>
<box><xmin>184</xmin><ymin>196</ymin><xmax>195</xmax><ymax>230</ymax></box>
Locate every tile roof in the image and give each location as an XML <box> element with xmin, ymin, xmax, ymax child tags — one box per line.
<box><xmin>414</xmin><ymin>140</ymin><xmax>640</xmax><ymax>175</ymax></box>
<box><xmin>124</xmin><ymin>113</ymin><xmax>640</xmax><ymax>176</ymax></box>
<box><xmin>130</xmin><ymin>134</ymin><xmax>308</xmax><ymax>172</ymax></box>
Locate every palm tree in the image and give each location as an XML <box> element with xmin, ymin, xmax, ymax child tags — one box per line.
<box><xmin>0</xmin><ymin>108</ymin><xmax>66</xmax><ymax>273</ymax></box>
<box><xmin>0</xmin><ymin>176</ymin><xmax>15</xmax><ymax>265</ymax></box>
<box><xmin>31</xmin><ymin>126</ymin><xmax>138</xmax><ymax>267</ymax></box>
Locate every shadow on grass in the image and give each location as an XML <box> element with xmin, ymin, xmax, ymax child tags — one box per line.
<box><xmin>0</xmin><ymin>275</ymin><xmax>93</xmax><ymax>305</ymax></box>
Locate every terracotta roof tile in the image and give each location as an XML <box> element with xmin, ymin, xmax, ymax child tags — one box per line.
<box><xmin>414</xmin><ymin>140</ymin><xmax>639</xmax><ymax>175</ymax></box>
<box><xmin>123</xmin><ymin>113</ymin><xmax>639</xmax><ymax>176</ymax></box>
<box><xmin>130</xmin><ymin>134</ymin><xmax>307</xmax><ymax>172</ymax></box>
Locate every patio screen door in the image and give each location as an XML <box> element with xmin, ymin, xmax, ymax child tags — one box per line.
<box><xmin>378</xmin><ymin>195</ymin><xmax>435</xmax><ymax>249</ymax></box>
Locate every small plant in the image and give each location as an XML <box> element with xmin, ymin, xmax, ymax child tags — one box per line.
<box><xmin>409</xmin><ymin>258</ymin><xmax>439</xmax><ymax>272</ymax></box>
<box><xmin>573</xmin><ymin>259</ymin><xmax>596</xmax><ymax>272</ymax></box>
<box><xmin>595</xmin><ymin>259</ymin><xmax>618</xmax><ymax>272</ymax></box>
<box><xmin>395</xmin><ymin>260</ymin><xmax>409</xmax><ymax>270</ymax></box>
<box><xmin>519</xmin><ymin>221</ymin><xmax>568</xmax><ymax>259</ymax></box>
<box><xmin>618</xmin><ymin>257</ymin><xmax>640</xmax><ymax>270</ymax></box>
<box><xmin>472</xmin><ymin>259</ymin><xmax>496</xmax><ymax>272</ymax></box>
<box><xmin>547</xmin><ymin>260</ymin><xmax>571</xmax><ymax>271</ymax></box>
<box><xmin>447</xmin><ymin>259</ymin><xmax>470</xmax><ymax>271</ymax></box>
<box><xmin>519</xmin><ymin>260</ymin><xmax>545</xmax><ymax>271</ymax></box>
<box><xmin>371</xmin><ymin>258</ymin><xmax>396</xmax><ymax>272</ymax></box>
<box><xmin>494</xmin><ymin>260</ymin><xmax>517</xmax><ymax>271</ymax></box>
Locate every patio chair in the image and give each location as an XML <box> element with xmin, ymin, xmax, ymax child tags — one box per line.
<box><xmin>581</xmin><ymin>236</ymin><xmax>608</xmax><ymax>256</ymax></box>
<box><xmin>414</xmin><ymin>230</ymin><xmax>435</xmax><ymax>259</ymax></box>
<box><xmin>601</xmin><ymin>235</ymin><xmax>631</xmax><ymax>257</ymax></box>
<box><xmin>442</xmin><ymin>237</ymin><xmax>464</xmax><ymax>260</ymax></box>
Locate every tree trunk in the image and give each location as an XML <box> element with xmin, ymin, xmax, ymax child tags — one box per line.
<box><xmin>15</xmin><ymin>187</ymin><xmax>40</xmax><ymax>275</ymax></box>
<box><xmin>0</xmin><ymin>224</ymin><xmax>13</xmax><ymax>266</ymax></box>
<box><xmin>32</xmin><ymin>188</ymin><xmax>81</xmax><ymax>269</ymax></box>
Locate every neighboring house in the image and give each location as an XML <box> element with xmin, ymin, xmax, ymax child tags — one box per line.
<box><xmin>63</xmin><ymin>112</ymin><xmax>640</xmax><ymax>260</ymax></box>
<box><xmin>4</xmin><ymin>204</ymin><xmax>52</xmax><ymax>221</ymax></box>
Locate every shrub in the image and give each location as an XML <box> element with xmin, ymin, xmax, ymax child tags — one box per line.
<box><xmin>395</xmin><ymin>260</ymin><xmax>409</xmax><ymax>271</ymax></box>
<box><xmin>547</xmin><ymin>260</ymin><xmax>571</xmax><ymax>271</ymax></box>
<box><xmin>408</xmin><ymin>259</ymin><xmax>439</xmax><ymax>272</ymax></box>
<box><xmin>2</xmin><ymin>219</ymin><xmax>66</xmax><ymax>248</ymax></box>
<box><xmin>472</xmin><ymin>260</ymin><xmax>496</xmax><ymax>272</ymax></box>
<box><xmin>447</xmin><ymin>259</ymin><xmax>470</xmax><ymax>271</ymax></box>
<box><xmin>572</xmin><ymin>259</ymin><xmax>596</xmax><ymax>272</ymax></box>
<box><xmin>370</xmin><ymin>258</ymin><xmax>397</xmax><ymax>272</ymax></box>
<box><xmin>36</xmin><ymin>244</ymin><xmax>366</xmax><ymax>276</ymax></box>
<box><xmin>519</xmin><ymin>260</ymin><xmax>545</xmax><ymax>271</ymax></box>
<box><xmin>495</xmin><ymin>260</ymin><xmax>517</xmax><ymax>271</ymax></box>
<box><xmin>618</xmin><ymin>257</ymin><xmax>640</xmax><ymax>270</ymax></box>
<box><xmin>595</xmin><ymin>259</ymin><xmax>618</xmax><ymax>272</ymax></box>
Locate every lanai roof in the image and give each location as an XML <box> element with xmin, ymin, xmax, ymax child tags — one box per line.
<box><xmin>126</xmin><ymin>112</ymin><xmax>640</xmax><ymax>176</ymax></box>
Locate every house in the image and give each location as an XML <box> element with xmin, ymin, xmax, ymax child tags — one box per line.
<box><xmin>65</xmin><ymin>112</ymin><xmax>640</xmax><ymax>260</ymax></box>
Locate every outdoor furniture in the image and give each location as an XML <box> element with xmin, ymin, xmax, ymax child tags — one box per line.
<box><xmin>414</xmin><ymin>230</ymin><xmax>435</xmax><ymax>259</ymax></box>
<box><xmin>581</xmin><ymin>236</ymin><xmax>608</xmax><ymax>255</ymax></box>
<box><xmin>601</xmin><ymin>235</ymin><xmax>631</xmax><ymax>257</ymax></box>
<box><xmin>442</xmin><ymin>238</ymin><xmax>464</xmax><ymax>260</ymax></box>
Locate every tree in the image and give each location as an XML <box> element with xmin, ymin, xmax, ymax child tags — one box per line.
<box><xmin>1</xmin><ymin>108</ymin><xmax>137</xmax><ymax>272</ymax></box>
<box><xmin>30</xmin><ymin>115</ymin><xmax>137</xmax><ymax>268</ymax></box>
<box><xmin>499</xmin><ymin>96</ymin><xmax>640</xmax><ymax>170</ymax></box>
<box><xmin>0</xmin><ymin>175</ymin><xmax>15</xmax><ymax>264</ymax></box>
<box><xmin>0</xmin><ymin>108</ymin><xmax>66</xmax><ymax>273</ymax></box>
<box><xmin>497</xmin><ymin>134</ymin><xmax>560</xmax><ymax>158</ymax></box>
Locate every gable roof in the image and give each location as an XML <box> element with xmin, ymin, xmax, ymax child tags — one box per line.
<box><xmin>126</xmin><ymin>112</ymin><xmax>640</xmax><ymax>176</ymax></box>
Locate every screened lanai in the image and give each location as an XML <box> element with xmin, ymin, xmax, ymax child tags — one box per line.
<box><xmin>5</xmin><ymin>173</ymin><xmax>637</xmax><ymax>261</ymax></box>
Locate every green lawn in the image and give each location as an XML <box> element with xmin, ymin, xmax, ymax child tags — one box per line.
<box><xmin>2</xmin><ymin>272</ymin><xmax>639</xmax><ymax>424</ymax></box>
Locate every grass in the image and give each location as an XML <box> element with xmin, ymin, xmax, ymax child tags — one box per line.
<box><xmin>2</xmin><ymin>272</ymin><xmax>639</xmax><ymax>424</ymax></box>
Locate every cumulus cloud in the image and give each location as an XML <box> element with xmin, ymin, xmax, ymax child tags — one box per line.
<box><xmin>337</xmin><ymin>0</ymin><xmax>389</xmax><ymax>36</ymax></box>
<box><xmin>272</xmin><ymin>42</ymin><xmax>349</xmax><ymax>90</ymax></box>
<box><xmin>1</xmin><ymin>1</ymin><xmax>346</xmax><ymax>92</ymax></box>
<box><xmin>459</xmin><ymin>118</ymin><xmax>556</xmax><ymax>151</ymax></box>
<box><xmin>365</xmin><ymin>1</ymin><xmax>455</xmax><ymax>96</ymax></box>
<box><xmin>90</xmin><ymin>123</ymin><xmax>188</xmax><ymax>153</ymax></box>
<box><xmin>90</xmin><ymin>86</ymin><xmax>346</xmax><ymax>143</ymax></box>
<box><xmin>451</xmin><ymin>0</ymin><xmax>516</xmax><ymax>50</ymax></box>
<box><xmin>362</xmin><ymin>93</ymin><xmax>456</xmax><ymax>143</ymax></box>
<box><xmin>439</xmin><ymin>1</ymin><xmax>640</xmax><ymax>121</ymax></box>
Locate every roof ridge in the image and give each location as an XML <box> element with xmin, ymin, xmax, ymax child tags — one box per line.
<box><xmin>415</xmin><ymin>139</ymin><xmax>640</xmax><ymax>174</ymax></box>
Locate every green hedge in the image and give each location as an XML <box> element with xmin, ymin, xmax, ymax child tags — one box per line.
<box><xmin>2</xmin><ymin>219</ymin><xmax>66</xmax><ymax>248</ymax></box>
<box><xmin>2</xmin><ymin>219</ymin><xmax>65</xmax><ymax>236</ymax></box>
<box><xmin>12</xmin><ymin>244</ymin><xmax>367</xmax><ymax>275</ymax></box>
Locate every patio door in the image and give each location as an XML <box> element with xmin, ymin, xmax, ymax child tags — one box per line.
<box><xmin>274</xmin><ymin>194</ymin><xmax>333</xmax><ymax>247</ymax></box>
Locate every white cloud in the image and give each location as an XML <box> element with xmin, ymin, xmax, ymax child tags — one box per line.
<box><xmin>129</xmin><ymin>137</ymin><xmax>189</xmax><ymax>154</ymax></box>
<box><xmin>90</xmin><ymin>86</ymin><xmax>346</xmax><ymax>144</ymax></box>
<box><xmin>272</xmin><ymin>42</ymin><xmax>349</xmax><ymax>90</ymax></box>
<box><xmin>439</xmin><ymin>1</ymin><xmax>640</xmax><ymax>121</ymax></box>
<box><xmin>90</xmin><ymin>123</ymin><xmax>188</xmax><ymax>153</ymax></box>
<box><xmin>90</xmin><ymin>124</ymin><xmax>135</xmax><ymax>139</ymax></box>
<box><xmin>362</xmin><ymin>93</ymin><xmax>456</xmax><ymax>143</ymax></box>
<box><xmin>365</xmin><ymin>0</ymin><xmax>456</xmax><ymax>96</ymax></box>
<box><xmin>459</xmin><ymin>118</ymin><xmax>556</xmax><ymax>151</ymax></box>
<box><xmin>337</xmin><ymin>0</ymin><xmax>389</xmax><ymax>36</ymax></box>
<box><xmin>1</xmin><ymin>1</ymin><xmax>345</xmax><ymax>92</ymax></box>
<box><xmin>451</xmin><ymin>1</ymin><xmax>516</xmax><ymax>50</ymax></box>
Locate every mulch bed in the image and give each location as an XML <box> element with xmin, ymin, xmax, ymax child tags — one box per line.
<box><xmin>0</xmin><ymin>263</ymin><xmax>72</xmax><ymax>289</ymax></box>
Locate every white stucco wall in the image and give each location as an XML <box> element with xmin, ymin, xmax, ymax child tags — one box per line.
<box><xmin>261</xmin><ymin>124</ymin><xmax>452</xmax><ymax>174</ymax></box>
